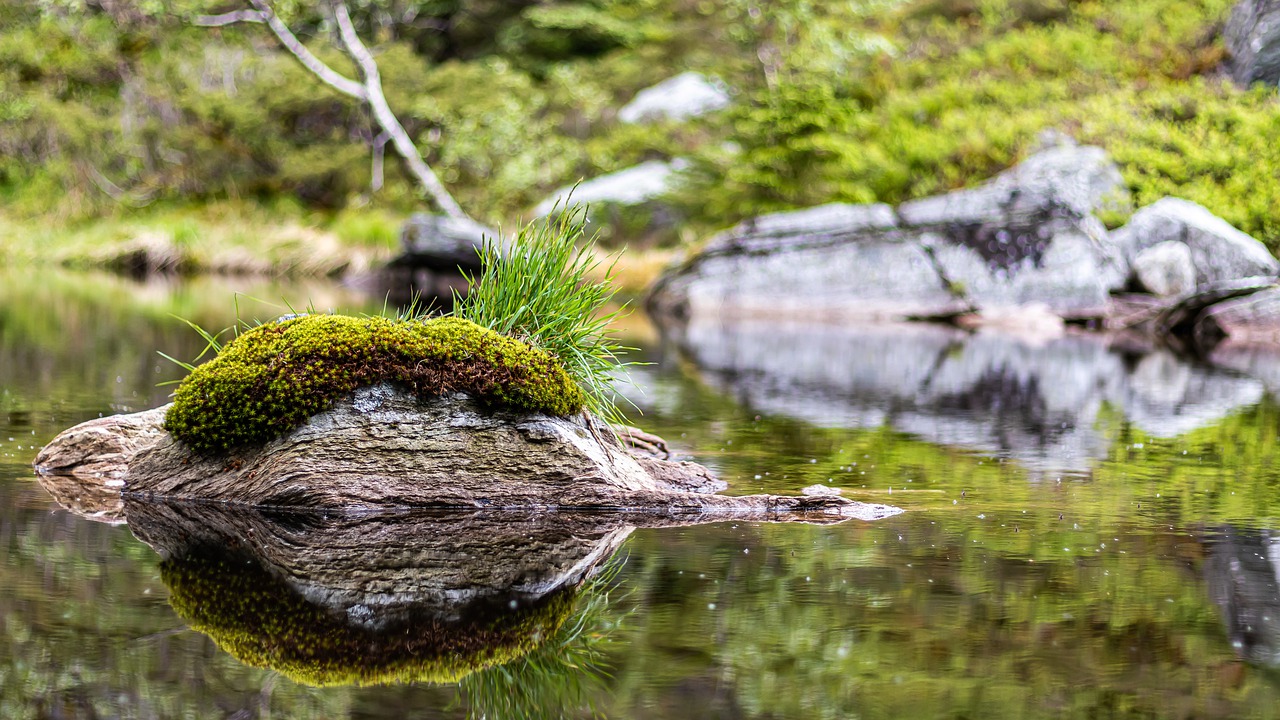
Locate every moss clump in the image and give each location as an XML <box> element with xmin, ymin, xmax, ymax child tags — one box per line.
<box><xmin>162</xmin><ymin>314</ymin><xmax>586</xmax><ymax>454</ymax></box>
<box><xmin>162</xmin><ymin>547</ymin><xmax>576</xmax><ymax>687</ymax></box>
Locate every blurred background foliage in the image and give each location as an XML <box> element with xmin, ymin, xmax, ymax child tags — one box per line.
<box><xmin>0</xmin><ymin>0</ymin><xmax>1277</xmax><ymax>253</ymax></box>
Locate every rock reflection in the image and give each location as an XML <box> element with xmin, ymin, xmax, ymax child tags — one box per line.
<box><xmin>122</xmin><ymin>501</ymin><xmax>630</xmax><ymax>690</ymax></box>
<box><xmin>659</xmin><ymin>318</ymin><xmax>1266</xmax><ymax>473</ymax></box>
<box><xmin>1205</xmin><ymin>526</ymin><xmax>1280</xmax><ymax>666</ymax></box>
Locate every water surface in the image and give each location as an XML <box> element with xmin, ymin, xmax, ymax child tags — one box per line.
<box><xmin>4</xmin><ymin>269</ymin><xmax>1280</xmax><ymax>718</ymax></box>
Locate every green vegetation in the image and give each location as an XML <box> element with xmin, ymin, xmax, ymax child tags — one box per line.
<box><xmin>162</xmin><ymin>546</ymin><xmax>577</xmax><ymax>687</ymax></box>
<box><xmin>0</xmin><ymin>200</ymin><xmax>403</xmax><ymax>276</ymax></box>
<box><xmin>163</xmin><ymin>314</ymin><xmax>585</xmax><ymax>454</ymax></box>
<box><xmin>3</xmin><ymin>0</ymin><xmax>1276</xmax><ymax>265</ymax></box>
<box><xmin>682</xmin><ymin>0</ymin><xmax>1280</xmax><ymax>243</ymax></box>
<box><xmin>455</xmin><ymin>205</ymin><xmax>634</xmax><ymax>427</ymax></box>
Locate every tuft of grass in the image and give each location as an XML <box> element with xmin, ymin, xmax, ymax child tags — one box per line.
<box><xmin>454</xmin><ymin>204</ymin><xmax>637</xmax><ymax>428</ymax></box>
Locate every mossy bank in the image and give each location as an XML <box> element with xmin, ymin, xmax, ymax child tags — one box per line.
<box><xmin>162</xmin><ymin>314</ymin><xmax>586</xmax><ymax>455</ymax></box>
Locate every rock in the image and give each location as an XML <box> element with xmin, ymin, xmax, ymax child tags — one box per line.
<box><xmin>1111</xmin><ymin>198</ymin><xmax>1279</xmax><ymax>289</ymax></box>
<box><xmin>617</xmin><ymin>72</ymin><xmax>730</xmax><ymax>124</ymax></box>
<box><xmin>1227</xmin><ymin>0</ymin><xmax>1280</xmax><ymax>87</ymax></box>
<box><xmin>1153</xmin><ymin>276</ymin><xmax>1278</xmax><ymax>337</ymax></box>
<box><xmin>1196</xmin><ymin>286</ymin><xmax>1280</xmax><ymax>346</ymax></box>
<box><xmin>33</xmin><ymin>406</ymin><xmax>168</xmax><ymax>479</ymax></box>
<box><xmin>383</xmin><ymin>214</ymin><xmax>503</xmax><ymax>306</ymax></box>
<box><xmin>534</xmin><ymin>160</ymin><xmax>682</xmax><ymax>216</ymax></box>
<box><xmin>649</xmin><ymin>144</ymin><xmax>1130</xmax><ymax>323</ymax></box>
<box><xmin>533</xmin><ymin>160</ymin><xmax>686</xmax><ymax>246</ymax></box>
<box><xmin>1133</xmin><ymin>240</ymin><xmax>1196</xmax><ymax>296</ymax></box>
<box><xmin>35</xmin><ymin>386</ymin><xmax>901</xmax><ymax>522</ymax></box>
<box><xmin>895</xmin><ymin>143</ymin><xmax>1130</xmax><ymax>227</ymax></box>
<box><xmin>394</xmin><ymin>214</ymin><xmax>501</xmax><ymax>274</ymax></box>
<box><xmin>954</xmin><ymin>303</ymin><xmax>1065</xmax><ymax>344</ymax></box>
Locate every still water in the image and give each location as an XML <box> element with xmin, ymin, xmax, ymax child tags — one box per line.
<box><xmin>4</xmin><ymin>268</ymin><xmax>1280</xmax><ymax>719</ymax></box>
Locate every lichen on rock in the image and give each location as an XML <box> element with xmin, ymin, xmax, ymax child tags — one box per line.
<box><xmin>162</xmin><ymin>314</ymin><xmax>587</xmax><ymax>454</ymax></box>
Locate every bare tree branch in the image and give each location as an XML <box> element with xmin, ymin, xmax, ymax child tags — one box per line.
<box><xmin>371</xmin><ymin>131</ymin><xmax>389</xmax><ymax>192</ymax></box>
<box><xmin>83</xmin><ymin>163</ymin><xmax>156</xmax><ymax>208</ymax></box>
<box><xmin>245</xmin><ymin>0</ymin><xmax>367</xmax><ymax>101</ymax></box>
<box><xmin>331</xmin><ymin>1</ymin><xmax>466</xmax><ymax>219</ymax></box>
<box><xmin>193</xmin><ymin>9</ymin><xmax>266</xmax><ymax>27</ymax></box>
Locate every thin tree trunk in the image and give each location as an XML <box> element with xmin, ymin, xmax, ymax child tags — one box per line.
<box><xmin>204</xmin><ymin>1</ymin><xmax>468</xmax><ymax>218</ymax></box>
<box><xmin>245</xmin><ymin>0</ymin><xmax>367</xmax><ymax>100</ymax></box>
<box><xmin>331</xmin><ymin>2</ymin><xmax>465</xmax><ymax>219</ymax></box>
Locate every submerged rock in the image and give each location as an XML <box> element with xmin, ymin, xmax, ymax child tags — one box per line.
<box><xmin>617</xmin><ymin>72</ymin><xmax>731</xmax><ymax>124</ymax></box>
<box><xmin>648</xmin><ymin>143</ymin><xmax>1130</xmax><ymax>323</ymax></box>
<box><xmin>1204</xmin><ymin>525</ymin><xmax>1280</xmax><ymax>666</ymax></box>
<box><xmin>1227</xmin><ymin>0</ymin><xmax>1280</xmax><ymax>88</ymax></box>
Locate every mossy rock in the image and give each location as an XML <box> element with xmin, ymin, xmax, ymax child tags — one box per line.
<box><xmin>163</xmin><ymin>314</ymin><xmax>587</xmax><ymax>455</ymax></box>
<box><xmin>162</xmin><ymin>547</ymin><xmax>576</xmax><ymax>687</ymax></box>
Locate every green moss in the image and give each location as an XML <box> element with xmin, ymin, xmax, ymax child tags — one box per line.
<box><xmin>162</xmin><ymin>547</ymin><xmax>576</xmax><ymax>687</ymax></box>
<box><xmin>162</xmin><ymin>314</ymin><xmax>586</xmax><ymax>454</ymax></box>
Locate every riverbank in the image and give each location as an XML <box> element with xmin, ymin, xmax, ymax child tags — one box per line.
<box><xmin>0</xmin><ymin>201</ymin><xmax>400</xmax><ymax>277</ymax></box>
<box><xmin>0</xmin><ymin>202</ymin><xmax>673</xmax><ymax>296</ymax></box>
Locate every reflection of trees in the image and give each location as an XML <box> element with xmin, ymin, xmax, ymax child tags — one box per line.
<box><xmin>0</xmin><ymin>268</ymin><xmax>376</xmax><ymax>462</ymax></box>
<box><xmin>609</xmin><ymin>516</ymin><xmax>1280</xmax><ymax>719</ymax></box>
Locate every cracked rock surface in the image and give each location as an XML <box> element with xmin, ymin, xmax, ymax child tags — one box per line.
<box><xmin>36</xmin><ymin>385</ymin><xmax>901</xmax><ymax>523</ymax></box>
<box><xmin>647</xmin><ymin>142</ymin><xmax>1129</xmax><ymax>323</ymax></box>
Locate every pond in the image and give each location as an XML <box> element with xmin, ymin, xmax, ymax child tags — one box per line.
<box><xmin>4</xmin><ymin>268</ymin><xmax>1280</xmax><ymax>719</ymax></box>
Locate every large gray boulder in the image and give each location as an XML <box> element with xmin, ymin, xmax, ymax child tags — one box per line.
<box><xmin>1111</xmin><ymin>198</ymin><xmax>1278</xmax><ymax>289</ymax></box>
<box><xmin>648</xmin><ymin>144</ymin><xmax>1130</xmax><ymax>322</ymax></box>
<box><xmin>533</xmin><ymin>160</ymin><xmax>685</xmax><ymax>246</ymax></box>
<box><xmin>618</xmin><ymin>72</ymin><xmax>731</xmax><ymax>124</ymax></box>
<box><xmin>1227</xmin><ymin>0</ymin><xmax>1280</xmax><ymax>87</ymax></box>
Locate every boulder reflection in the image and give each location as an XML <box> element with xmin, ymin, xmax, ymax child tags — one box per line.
<box><xmin>658</xmin><ymin>318</ymin><xmax>1267</xmax><ymax>474</ymax></box>
<box><xmin>1205</xmin><ymin>526</ymin><xmax>1280</xmax><ymax>666</ymax></box>
<box><xmin>122</xmin><ymin>501</ymin><xmax>629</xmax><ymax>693</ymax></box>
